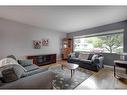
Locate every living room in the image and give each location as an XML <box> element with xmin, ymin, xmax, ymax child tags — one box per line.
<box><xmin>0</xmin><ymin>5</ymin><xmax>127</xmax><ymax>91</ymax></box>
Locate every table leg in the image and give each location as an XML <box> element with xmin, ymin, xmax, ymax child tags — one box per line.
<box><xmin>114</xmin><ymin>65</ymin><xmax>116</xmax><ymax>77</ymax></box>
<box><xmin>61</xmin><ymin>65</ymin><xmax>64</xmax><ymax>70</ymax></box>
<box><xmin>73</xmin><ymin>70</ymin><xmax>75</xmax><ymax>75</ymax></box>
<box><xmin>71</xmin><ymin>70</ymin><xmax>76</xmax><ymax>78</ymax></box>
<box><xmin>126</xmin><ymin>68</ymin><xmax>127</xmax><ymax>74</ymax></box>
<box><xmin>71</xmin><ymin>70</ymin><xmax>73</xmax><ymax>78</ymax></box>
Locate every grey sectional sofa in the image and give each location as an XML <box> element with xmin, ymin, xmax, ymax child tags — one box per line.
<box><xmin>0</xmin><ymin>55</ymin><xmax>56</xmax><ymax>89</ymax></box>
<box><xmin>0</xmin><ymin>70</ymin><xmax>56</xmax><ymax>89</ymax></box>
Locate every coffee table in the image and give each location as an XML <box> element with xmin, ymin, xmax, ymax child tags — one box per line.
<box><xmin>61</xmin><ymin>63</ymin><xmax>79</xmax><ymax>78</ymax></box>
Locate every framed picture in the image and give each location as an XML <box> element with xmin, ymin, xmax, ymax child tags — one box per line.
<box><xmin>33</xmin><ymin>40</ymin><xmax>41</xmax><ymax>49</ymax></box>
<box><xmin>42</xmin><ymin>39</ymin><xmax>49</xmax><ymax>46</ymax></box>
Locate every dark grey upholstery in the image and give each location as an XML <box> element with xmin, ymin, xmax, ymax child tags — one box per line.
<box><xmin>2</xmin><ymin>68</ymin><xmax>18</xmax><ymax>83</ymax></box>
<box><xmin>0</xmin><ymin>80</ymin><xmax>2</xmax><ymax>86</ymax></box>
<box><xmin>0</xmin><ymin>55</ymin><xmax>52</xmax><ymax>89</ymax></box>
<box><xmin>0</xmin><ymin>71</ymin><xmax>56</xmax><ymax>89</ymax></box>
<box><xmin>6</xmin><ymin>55</ymin><xmax>49</xmax><ymax>78</ymax></box>
<box><xmin>24</xmin><ymin>64</ymin><xmax>39</xmax><ymax>72</ymax></box>
<box><xmin>18</xmin><ymin>60</ymin><xmax>33</xmax><ymax>67</ymax></box>
<box><xmin>22</xmin><ymin>66</ymin><xmax>49</xmax><ymax>77</ymax></box>
<box><xmin>67</xmin><ymin>53</ymin><xmax>104</xmax><ymax>72</ymax></box>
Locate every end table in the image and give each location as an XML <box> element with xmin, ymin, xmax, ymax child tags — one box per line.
<box><xmin>114</xmin><ymin>60</ymin><xmax>127</xmax><ymax>79</ymax></box>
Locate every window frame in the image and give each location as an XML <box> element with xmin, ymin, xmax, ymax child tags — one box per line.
<box><xmin>73</xmin><ymin>29</ymin><xmax>124</xmax><ymax>53</ymax></box>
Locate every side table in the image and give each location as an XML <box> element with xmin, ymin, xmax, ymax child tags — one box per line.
<box><xmin>114</xmin><ymin>60</ymin><xmax>127</xmax><ymax>79</ymax></box>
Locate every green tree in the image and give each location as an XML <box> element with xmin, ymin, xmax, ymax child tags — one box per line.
<box><xmin>101</xmin><ymin>34</ymin><xmax>123</xmax><ymax>53</ymax></box>
<box><xmin>93</xmin><ymin>38</ymin><xmax>103</xmax><ymax>48</ymax></box>
<box><xmin>86</xmin><ymin>37</ymin><xmax>103</xmax><ymax>48</ymax></box>
<box><xmin>86</xmin><ymin>33</ymin><xmax>123</xmax><ymax>53</ymax></box>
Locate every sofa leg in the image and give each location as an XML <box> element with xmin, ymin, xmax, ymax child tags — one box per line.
<box><xmin>102</xmin><ymin>64</ymin><xmax>104</xmax><ymax>68</ymax></box>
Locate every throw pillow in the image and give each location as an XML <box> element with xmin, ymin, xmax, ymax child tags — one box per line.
<box><xmin>0</xmin><ymin>64</ymin><xmax>26</xmax><ymax>79</ymax></box>
<box><xmin>75</xmin><ymin>52</ymin><xmax>80</xmax><ymax>58</ymax></box>
<box><xmin>92</xmin><ymin>54</ymin><xmax>98</xmax><ymax>61</ymax></box>
<box><xmin>13</xmin><ymin>64</ymin><xmax>26</xmax><ymax>78</ymax></box>
<box><xmin>18</xmin><ymin>60</ymin><xmax>33</xmax><ymax>67</ymax></box>
<box><xmin>88</xmin><ymin>54</ymin><xmax>94</xmax><ymax>60</ymax></box>
<box><xmin>78</xmin><ymin>53</ymin><xmax>89</xmax><ymax>60</ymax></box>
<box><xmin>70</xmin><ymin>53</ymin><xmax>76</xmax><ymax>58</ymax></box>
<box><xmin>2</xmin><ymin>68</ymin><xmax>18</xmax><ymax>83</ymax></box>
<box><xmin>0</xmin><ymin>58</ymin><xmax>27</xmax><ymax>78</ymax></box>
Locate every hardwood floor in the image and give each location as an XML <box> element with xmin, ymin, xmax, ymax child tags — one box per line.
<box><xmin>42</xmin><ymin>60</ymin><xmax>127</xmax><ymax>89</ymax></box>
<box><xmin>75</xmin><ymin>67</ymin><xmax>127</xmax><ymax>89</ymax></box>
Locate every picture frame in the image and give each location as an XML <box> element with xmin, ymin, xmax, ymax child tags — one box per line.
<box><xmin>42</xmin><ymin>39</ymin><xmax>49</xmax><ymax>46</ymax></box>
<box><xmin>33</xmin><ymin>40</ymin><xmax>41</xmax><ymax>49</ymax></box>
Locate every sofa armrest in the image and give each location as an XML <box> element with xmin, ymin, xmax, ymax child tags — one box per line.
<box><xmin>67</xmin><ymin>54</ymin><xmax>71</xmax><ymax>61</ymax></box>
<box><xmin>93</xmin><ymin>57</ymin><xmax>104</xmax><ymax>68</ymax></box>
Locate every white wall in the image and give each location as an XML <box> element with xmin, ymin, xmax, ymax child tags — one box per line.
<box><xmin>0</xmin><ymin>18</ymin><xmax>66</xmax><ymax>60</ymax></box>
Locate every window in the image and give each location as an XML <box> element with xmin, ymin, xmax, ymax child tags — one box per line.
<box><xmin>73</xmin><ymin>32</ymin><xmax>123</xmax><ymax>53</ymax></box>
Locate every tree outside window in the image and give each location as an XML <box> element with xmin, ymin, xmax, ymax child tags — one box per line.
<box><xmin>74</xmin><ymin>33</ymin><xmax>123</xmax><ymax>53</ymax></box>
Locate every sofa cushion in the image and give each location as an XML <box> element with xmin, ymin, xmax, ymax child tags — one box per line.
<box><xmin>24</xmin><ymin>64</ymin><xmax>39</xmax><ymax>72</ymax></box>
<box><xmin>75</xmin><ymin>52</ymin><xmax>80</xmax><ymax>58</ymax></box>
<box><xmin>92</xmin><ymin>54</ymin><xmax>98</xmax><ymax>61</ymax></box>
<box><xmin>2</xmin><ymin>68</ymin><xmax>18</xmax><ymax>83</ymax></box>
<box><xmin>80</xmin><ymin>59</ymin><xmax>92</xmax><ymax>64</ymax></box>
<box><xmin>13</xmin><ymin>64</ymin><xmax>26</xmax><ymax>78</ymax></box>
<box><xmin>18</xmin><ymin>60</ymin><xmax>33</xmax><ymax>67</ymax></box>
<box><xmin>88</xmin><ymin>54</ymin><xmax>94</xmax><ymax>60</ymax></box>
<box><xmin>22</xmin><ymin>66</ymin><xmax>49</xmax><ymax>77</ymax></box>
<box><xmin>0</xmin><ymin>64</ymin><xmax>26</xmax><ymax>79</ymax></box>
<box><xmin>70</xmin><ymin>58</ymin><xmax>80</xmax><ymax>61</ymax></box>
<box><xmin>70</xmin><ymin>53</ymin><xmax>76</xmax><ymax>58</ymax></box>
<box><xmin>78</xmin><ymin>53</ymin><xmax>89</xmax><ymax>60</ymax></box>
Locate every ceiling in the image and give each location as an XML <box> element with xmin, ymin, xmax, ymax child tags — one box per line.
<box><xmin>0</xmin><ymin>6</ymin><xmax>127</xmax><ymax>33</ymax></box>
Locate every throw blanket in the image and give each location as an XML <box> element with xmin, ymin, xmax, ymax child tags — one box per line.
<box><xmin>0</xmin><ymin>58</ymin><xmax>19</xmax><ymax>67</ymax></box>
<box><xmin>0</xmin><ymin>58</ymin><xmax>27</xmax><ymax>78</ymax></box>
<box><xmin>0</xmin><ymin>58</ymin><xmax>26</xmax><ymax>71</ymax></box>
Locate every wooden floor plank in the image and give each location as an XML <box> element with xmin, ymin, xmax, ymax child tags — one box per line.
<box><xmin>75</xmin><ymin>67</ymin><xmax>127</xmax><ymax>89</ymax></box>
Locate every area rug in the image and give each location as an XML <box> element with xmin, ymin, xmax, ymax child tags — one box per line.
<box><xmin>48</xmin><ymin>64</ymin><xmax>94</xmax><ymax>89</ymax></box>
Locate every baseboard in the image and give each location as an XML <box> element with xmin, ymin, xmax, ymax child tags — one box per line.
<box><xmin>104</xmin><ymin>65</ymin><xmax>125</xmax><ymax>71</ymax></box>
<box><xmin>56</xmin><ymin>58</ymin><xmax>62</xmax><ymax>61</ymax></box>
<box><xmin>104</xmin><ymin>65</ymin><xmax>113</xmax><ymax>68</ymax></box>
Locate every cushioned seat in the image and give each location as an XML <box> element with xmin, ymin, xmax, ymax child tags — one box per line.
<box><xmin>22</xmin><ymin>66</ymin><xmax>49</xmax><ymax>77</ymax></box>
<box><xmin>80</xmin><ymin>59</ymin><xmax>92</xmax><ymax>64</ymax></box>
<box><xmin>24</xmin><ymin>64</ymin><xmax>39</xmax><ymax>72</ymax></box>
<box><xmin>70</xmin><ymin>58</ymin><xmax>80</xmax><ymax>62</ymax></box>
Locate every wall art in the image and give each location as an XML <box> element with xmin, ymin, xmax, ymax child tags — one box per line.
<box><xmin>33</xmin><ymin>40</ymin><xmax>42</xmax><ymax>49</ymax></box>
